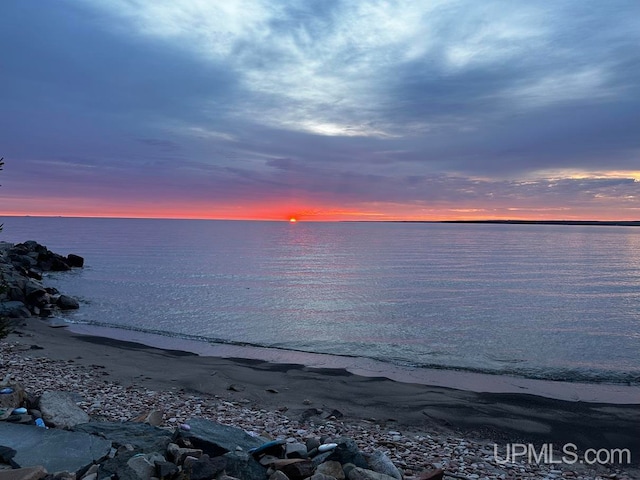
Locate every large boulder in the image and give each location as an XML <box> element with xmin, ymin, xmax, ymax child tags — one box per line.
<box><xmin>38</xmin><ymin>391</ymin><xmax>90</xmax><ymax>429</ymax></box>
<box><xmin>66</xmin><ymin>254</ymin><xmax>84</xmax><ymax>268</ymax></box>
<box><xmin>0</xmin><ymin>422</ymin><xmax>111</xmax><ymax>474</ymax></box>
<box><xmin>175</xmin><ymin>418</ymin><xmax>265</xmax><ymax>456</ymax></box>
<box><xmin>0</xmin><ymin>301</ymin><xmax>30</xmax><ymax>318</ymax></box>
<box><xmin>57</xmin><ymin>295</ymin><xmax>80</xmax><ymax>310</ymax></box>
<box><xmin>73</xmin><ymin>421</ymin><xmax>173</xmax><ymax>454</ymax></box>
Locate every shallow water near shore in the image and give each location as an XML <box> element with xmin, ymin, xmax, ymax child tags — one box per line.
<box><xmin>2</xmin><ymin>216</ymin><xmax>639</xmax><ymax>389</ymax></box>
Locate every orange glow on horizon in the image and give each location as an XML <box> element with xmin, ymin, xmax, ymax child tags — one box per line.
<box><xmin>0</xmin><ymin>196</ymin><xmax>638</xmax><ymax>222</ymax></box>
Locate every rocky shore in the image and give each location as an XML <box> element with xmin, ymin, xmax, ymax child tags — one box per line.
<box><xmin>0</xmin><ymin>240</ymin><xmax>84</xmax><ymax>319</ymax></box>
<box><xmin>1</xmin><ymin>242</ymin><xmax>638</xmax><ymax>480</ymax></box>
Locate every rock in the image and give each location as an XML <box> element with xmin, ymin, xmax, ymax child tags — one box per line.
<box><xmin>347</xmin><ymin>467</ymin><xmax>399</xmax><ymax>480</ymax></box>
<box><xmin>184</xmin><ymin>455</ymin><xmax>226</xmax><ymax>480</ymax></box>
<box><xmin>417</xmin><ymin>470</ymin><xmax>444</xmax><ymax>480</ymax></box>
<box><xmin>130</xmin><ymin>410</ymin><xmax>163</xmax><ymax>427</ymax></box>
<box><xmin>223</xmin><ymin>451</ymin><xmax>268</xmax><ymax>480</ymax></box>
<box><xmin>98</xmin><ymin>450</ymin><xmax>140</xmax><ymax>480</ymax></box>
<box><xmin>251</xmin><ymin>439</ymin><xmax>286</xmax><ymax>459</ymax></box>
<box><xmin>316</xmin><ymin>461</ymin><xmax>345</xmax><ymax>480</ymax></box>
<box><xmin>56</xmin><ymin>295</ymin><xmax>79</xmax><ymax>310</ymax></box>
<box><xmin>127</xmin><ymin>455</ymin><xmax>156</xmax><ymax>480</ymax></box>
<box><xmin>0</xmin><ymin>422</ymin><xmax>111</xmax><ymax>474</ymax></box>
<box><xmin>269</xmin><ymin>471</ymin><xmax>290</xmax><ymax>480</ymax></box>
<box><xmin>306</xmin><ymin>438</ymin><xmax>321</xmax><ymax>452</ymax></box>
<box><xmin>0</xmin><ymin>383</ymin><xmax>26</xmax><ymax>410</ymax></box>
<box><xmin>279</xmin><ymin>460</ymin><xmax>314</xmax><ymax>480</ymax></box>
<box><xmin>166</xmin><ymin>443</ymin><xmax>202</xmax><ymax>465</ymax></box>
<box><xmin>0</xmin><ymin>466</ymin><xmax>48</xmax><ymax>480</ymax></box>
<box><xmin>38</xmin><ymin>391</ymin><xmax>89</xmax><ymax>429</ymax></box>
<box><xmin>73</xmin><ymin>421</ymin><xmax>173</xmax><ymax>454</ymax></box>
<box><xmin>66</xmin><ymin>254</ymin><xmax>84</xmax><ymax>268</ymax></box>
<box><xmin>154</xmin><ymin>460</ymin><xmax>178</xmax><ymax>480</ymax></box>
<box><xmin>285</xmin><ymin>443</ymin><xmax>308</xmax><ymax>459</ymax></box>
<box><xmin>318</xmin><ymin>443</ymin><xmax>338</xmax><ymax>453</ymax></box>
<box><xmin>0</xmin><ymin>301</ymin><xmax>30</xmax><ymax>318</ymax></box>
<box><xmin>327</xmin><ymin>438</ymin><xmax>368</xmax><ymax>469</ymax></box>
<box><xmin>175</xmin><ymin>418</ymin><xmax>265</xmax><ymax>457</ymax></box>
<box><xmin>0</xmin><ymin>446</ymin><xmax>17</xmax><ymax>466</ymax></box>
<box><xmin>309</xmin><ymin>474</ymin><xmax>338</xmax><ymax>480</ymax></box>
<box><xmin>364</xmin><ymin>452</ymin><xmax>402</xmax><ymax>480</ymax></box>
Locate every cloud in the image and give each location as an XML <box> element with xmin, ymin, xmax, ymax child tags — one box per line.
<box><xmin>1</xmin><ymin>0</ymin><xmax>639</xmax><ymax>219</ymax></box>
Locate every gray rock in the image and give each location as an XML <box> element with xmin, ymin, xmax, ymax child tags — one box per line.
<box><xmin>223</xmin><ymin>451</ymin><xmax>268</xmax><ymax>480</ymax></box>
<box><xmin>0</xmin><ymin>465</ymin><xmax>48</xmax><ymax>480</ymax></box>
<box><xmin>176</xmin><ymin>418</ymin><xmax>265</xmax><ymax>456</ymax></box>
<box><xmin>38</xmin><ymin>391</ymin><xmax>89</xmax><ymax>429</ymax></box>
<box><xmin>364</xmin><ymin>452</ymin><xmax>402</xmax><ymax>480</ymax></box>
<box><xmin>0</xmin><ymin>422</ymin><xmax>111</xmax><ymax>474</ymax></box>
<box><xmin>310</xmin><ymin>474</ymin><xmax>338</xmax><ymax>480</ymax></box>
<box><xmin>0</xmin><ymin>301</ymin><xmax>30</xmax><ymax>318</ymax></box>
<box><xmin>57</xmin><ymin>295</ymin><xmax>79</xmax><ymax>310</ymax></box>
<box><xmin>326</xmin><ymin>437</ymin><xmax>368</xmax><ymax>469</ymax></box>
<box><xmin>127</xmin><ymin>454</ymin><xmax>156</xmax><ymax>480</ymax></box>
<box><xmin>185</xmin><ymin>454</ymin><xmax>227</xmax><ymax>480</ymax></box>
<box><xmin>269</xmin><ymin>471</ymin><xmax>290</xmax><ymax>480</ymax></box>
<box><xmin>167</xmin><ymin>442</ymin><xmax>202</xmax><ymax>465</ymax></box>
<box><xmin>285</xmin><ymin>442</ymin><xmax>308</xmax><ymax>459</ymax></box>
<box><xmin>66</xmin><ymin>254</ymin><xmax>84</xmax><ymax>268</ymax></box>
<box><xmin>348</xmin><ymin>468</ymin><xmax>398</xmax><ymax>480</ymax></box>
<box><xmin>73</xmin><ymin>422</ymin><xmax>173</xmax><ymax>454</ymax></box>
<box><xmin>316</xmin><ymin>461</ymin><xmax>345</xmax><ymax>480</ymax></box>
<box><xmin>154</xmin><ymin>460</ymin><xmax>179</xmax><ymax>480</ymax></box>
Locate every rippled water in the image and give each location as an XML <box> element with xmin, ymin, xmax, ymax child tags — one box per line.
<box><xmin>2</xmin><ymin>217</ymin><xmax>639</xmax><ymax>384</ymax></box>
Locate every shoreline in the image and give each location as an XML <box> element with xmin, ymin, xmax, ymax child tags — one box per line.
<box><xmin>66</xmin><ymin>322</ymin><xmax>640</xmax><ymax>405</ymax></box>
<box><xmin>8</xmin><ymin>318</ymin><xmax>640</xmax><ymax>467</ymax></box>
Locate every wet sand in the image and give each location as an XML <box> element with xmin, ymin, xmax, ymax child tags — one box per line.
<box><xmin>8</xmin><ymin>318</ymin><xmax>640</xmax><ymax>464</ymax></box>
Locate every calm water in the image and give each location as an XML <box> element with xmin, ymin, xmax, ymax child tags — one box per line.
<box><xmin>1</xmin><ymin>217</ymin><xmax>639</xmax><ymax>385</ymax></box>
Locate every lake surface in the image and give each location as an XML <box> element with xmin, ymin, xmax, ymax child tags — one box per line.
<box><xmin>1</xmin><ymin>217</ymin><xmax>639</xmax><ymax>386</ymax></box>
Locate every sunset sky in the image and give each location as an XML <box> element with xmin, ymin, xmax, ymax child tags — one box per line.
<box><xmin>1</xmin><ymin>1</ymin><xmax>639</xmax><ymax>221</ymax></box>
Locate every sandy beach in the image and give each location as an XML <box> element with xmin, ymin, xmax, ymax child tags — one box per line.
<box><xmin>2</xmin><ymin>317</ymin><xmax>638</xmax><ymax>479</ymax></box>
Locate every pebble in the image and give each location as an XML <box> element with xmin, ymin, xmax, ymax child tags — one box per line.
<box><xmin>180</xmin><ymin>423</ymin><xmax>191</xmax><ymax>431</ymax></box>
<box><xmin>318</xmin><ymin>443</ymin><xmax>338</xmax><ymax>453</ymax></box>
<box><xmin>0</xmin><ymin>341</ymin><xmax>637</xmax><ymax>480</ymax></box>
<box><xmin>12</xmin><ymin>407</ymin><xmax>27</xmax><ymax>414</ymax></box>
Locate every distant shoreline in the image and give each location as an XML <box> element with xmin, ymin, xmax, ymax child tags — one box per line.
<box><xmin>386</xmin><ymin>220</ymin><xmax>640</xmax><ymax>227</ymax></box>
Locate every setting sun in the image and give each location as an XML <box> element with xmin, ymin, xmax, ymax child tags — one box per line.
<box><xmin>289</xmin><ymin>217</ymin><xmax>297</xmax><ymax>223</ymax></box>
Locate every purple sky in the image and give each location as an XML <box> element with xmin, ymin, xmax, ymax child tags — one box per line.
<box><xmin>1</xmin><ymin>1</ymin><xmax>639</xmax><ymax>220</ymax></box>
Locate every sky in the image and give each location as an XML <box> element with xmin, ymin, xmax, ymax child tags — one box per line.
<box><xmin>1</xmin><ymin>0</ymin><xmax>639</xmax><ymax>221</ymax></box>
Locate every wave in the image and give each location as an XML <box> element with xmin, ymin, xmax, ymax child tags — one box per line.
<box><xmin>67</xmin><ymin>318</ymin><xmax>640</xmax><ymax>387</ymax></box>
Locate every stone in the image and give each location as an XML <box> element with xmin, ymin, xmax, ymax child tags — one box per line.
<box><xmin>417</xmin><ymin>470</ymin><xmax>444</xmax><ymax>480</ymax></box>
<box><xmin>38</xmin><ymin>391</ymin><xmax>89</xmax><ymax>429</ymax></box>
<box><xmin>316</xmin><ymin>461</ymin><xmax>345</xmax><ymax>480</ymax></box>
<box><xmin>326</xmin><ymin>438</ymin><xmax>368</xmax><ymax>469</ymax></box>
<box><xmin>166</xmin><ymin>443</ymin><xmax>202</xmax><ymax>465</ymax></box>
<box><xmin>176</xmin><ymin>418</ymin><xmax>265</xmax><ymax>457</ymax></box>
<box><xmin>279</xmin><ymin>460</ymin><xmax>314</xmax><ymax>480</ymax></box>
<box><xmin>127</xmin><ymin>455</ymin><xmax>156</xmax><ymax>480</ymax></box>
<box><xmin>285</xmin><ymin>443</ymin><xmax>308</xmax><ymax>459</ymax></box>
<box><xmin>0</xmin><ymin>383</ymin><xmax>25</xmax><ymax>410</ymax></box>
<box><xmin>0</xmin><ymin>422</ymin><xmax>111</xmax><ymax>474</ymax></box>
<box><xmin>347</xmin><ymin>468</ymin><xmax>399</xmax><ymax>480</ymax></box>
<box><xmin>0</xmin><ymin>465</ymin><xmax>47</xmax><ymax>480</ymax></box>
<box><xmin>56</xmin><ymin>295</ymin><xmax>79</xmax><ymax>310</ymax></box>
<box><xmin>66</xmin><ymin>254</ymin><xmax>84</xmax><ymax>268</ymax></box>
<box><xmin>309</xmin><ymin>474</ymin><xmax>338</xmax><ymax>480</ymax></box>
<box><xmin>154</xmin><ymin>460</ymin><xmax>178</xmax><ymax>480</ymax></box>
<box><xmin>184</xmin><ymin>455</ymin><xmax>226</xmax><ymax>480</ymax></box>
<box><xmin>305</xmin><ymin>438</ymin><xmax>321</xmax><ymax>452</ymax></box>
<box><xmin>0</xmin><ymin>466</ymin><xmax>48</xmax><ymax>480</ymax></box>
<box><xmin>223</xmin><ymin>451</ymin><xmax>268</xmax><ymax>480</ymax></box>
<box><xmin>364</xmin><ymin>452</ymin><xmax>402</xmax><ymax>480</ymax></box>
<box><xmin>0</xmin><ymin>301</ymin><xmax>30</xmax><ymax>318</ymax></box>
<box><xmin>73</xmin><ymin>422</ymin><xmax>173</xmax><ymax>454</ymax></box>
<box><xmin>269</xmin><ymin>472</ymin><xmax>289</xmax><ymax>480</ymax></box>
<box><xmin>130</xmin><ymin>410</ymin><xmax>163</xmax><ymax>427</ymax></box>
